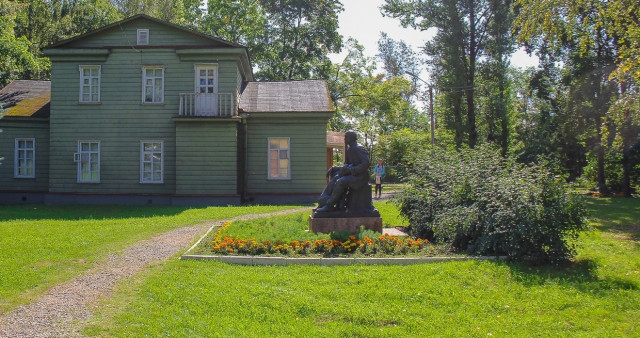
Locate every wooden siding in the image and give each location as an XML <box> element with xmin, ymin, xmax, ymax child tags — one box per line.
<box><xmin>48</xmin><ymin>46</ymin><xmax>241</xmax><ymax>194</ymax></box>
<box><xmin>246</xmin><ymin>115</ymin><xmax>330</xmax><ymax>194</ymax></box>
<box><xmin>175</xmin><ymin>121</ymin><xmax>238</xmax><ymax>195</ymax></box>
<box><xmin>0</xmin><ymin>119</ymin><xmax>49</xmax><ymax>191</ymax></box>
<box><xmin>65</xmin><ymin>19</ymin><xmax>219</xmax><ymax>48</ymax></box>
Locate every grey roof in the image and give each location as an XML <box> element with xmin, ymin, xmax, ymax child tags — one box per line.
<box><xmin>239</xmin><ymin>80</ymin><xmax>334</xmax><ymax>113</ymax></box>
<box><xmin>0</xmin><ymin>80</ymin><xmax>51</xmax><ymax>117</ymax></box>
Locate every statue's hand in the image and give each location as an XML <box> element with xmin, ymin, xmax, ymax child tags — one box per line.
<box><xmin>327</xmin><ymin>166</ymin><xmax>341</xmax><ymax>178</ymax></box>
<box><xmin>341</xmin><ymin>166</ymin><xmax>352</xmax><ymax>176</ymax></box>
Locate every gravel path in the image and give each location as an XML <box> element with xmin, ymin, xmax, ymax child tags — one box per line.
<box><xmin>0</xmin><ymin>207</ymin><xmax>311</xmax><ymax>338</ymax></box>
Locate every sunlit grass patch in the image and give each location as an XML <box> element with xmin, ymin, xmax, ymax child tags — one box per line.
<box><xmin>84</xmin><ymin>197</ymin><xmax>640</xmax><ymax>336</ymax></box>
<box><xmin>0</xmin><ymin>204</ymin><xmax>303</xmax><ymax>313</ymax></box>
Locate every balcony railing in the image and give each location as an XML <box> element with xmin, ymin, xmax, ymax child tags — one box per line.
<box><xmin>179</xmin><ymin>93</ymin><xmax>236</xmax><ymax>117</ymax></box>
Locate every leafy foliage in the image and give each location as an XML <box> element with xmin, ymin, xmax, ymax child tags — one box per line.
<box><xmin>514</xmin><ymin>0</ymin><xmax>640</xmax><ymax>195</ymax></box>
<box><xmin>373</xmin><ymin>128</ymin><xmax>429</xmax><ymax>167</ymax></box>
<box><xmin>0</xmin><ymin>4</ymin><xmax>49</xmax><ymax>87</ymax></box>
<box><xmin>399</xmin><ymin>145</ymin><xmax>587</xmax><ymax>264</ymax></box>
<box><xmin>254</xmin><ymin>0</ymin><xmax>343</xmax><ymax>81</ymax></box>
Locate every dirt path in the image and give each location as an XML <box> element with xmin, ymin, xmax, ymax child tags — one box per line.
<box><xmin>0</xmin><ymin>207</ymin><xmax>311</xmax><ymax>338</ymax></box>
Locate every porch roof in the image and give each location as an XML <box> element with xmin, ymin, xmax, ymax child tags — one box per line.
<box><xmin>239</xmin><ymin>80</ymin><xmax>334</xmax><ymax>113</ymax></box>
<box><xmin>0</xmin><ymin>80</ymin><xmax>51</xmax><ymax>117</ymax></box>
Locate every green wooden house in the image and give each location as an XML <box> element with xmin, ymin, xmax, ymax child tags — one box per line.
<box><xmin>0</xmin><ymin>15</ymin><xmax>333</xmax><ymax>205</ymax></box>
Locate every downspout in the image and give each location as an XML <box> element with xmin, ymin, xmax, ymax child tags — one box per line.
<box><xmin>238</xmin><ymin>113</ymin><xmax>249</xmax><ymax>203</ymax></box>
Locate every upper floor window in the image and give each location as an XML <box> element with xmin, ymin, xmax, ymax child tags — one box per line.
<box><xmin>75</xmin><ymin>141</ymin><xmax>100</xmax><ymax>183</ymax></box>
<box><xmin>140</xmin><ymin>141</ymin><xmax>163</xmax><ymax>184</ymax></box>
<box><xmin>142</xmin><ymin>66</ymin><xmax>164</xmax><ymax>103</ymax></box>
<box><xmin>79</xmin><ymin>65</ymin><xmax>100</xmax><ymax>103</ymax></box>
<box><xmin>14</xmin><ymin>138</ymin><xmax>35</xmax><ymax>178</ymax></box>
<box><xmin>268</xmin><ymin>137</ymin><xmax>290</xmax><ymax>180</ymax></box>
<box><xmin>137</xmin><ymin>29</ymin><xmax>149</xmax><ymax>45</ymax></box>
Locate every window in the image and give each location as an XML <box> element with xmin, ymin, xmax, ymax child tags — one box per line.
<box><xmin>268</xmin><ymin>138</ymin><xmax>290</xmax><ymax>179</ymax></box>
<box><xmin>75</xmin><ymin>141</ymin><xmax>100</xmax><ymax>183</ymax></box>
<box><xmin>142</xmin><ymin>66</ymin><xmax>164</xmax><ymax>103</ymax></box>
<box><xmin>79</xmin><ymin>65</ymin><xmax>100</xmax><ymax>103</ymax></box>
<box><xmin>140</xmin><ymin>141</ymin><xmax>163</xmax><ymax>183</ymax></box>
<box><xmin>14</xmin><ymin>138</ymin><xmax>35</xmax><ymax>178</ymax></box>
<box><xmin>137</xmin><ymin>29</ymin><xmax>149</xmax><ymax>45</ymax></box>
<box><xmin>195</xmin><ymin>64</ymin><xmax>217</xmax><ymax>94</ymax></box>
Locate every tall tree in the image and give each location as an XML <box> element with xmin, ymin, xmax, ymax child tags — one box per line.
<box><xmin>110</xmin><ymin>0</ymin><xmax>200</xmax><ymax>23</ymax></box>
<box><xmin>376</xmin><ymin>32</ymin><xmax>421</xmax><ymax>100</ymax></box>
<box><xmin>256</xmin><ymin>0</ymin><xmax>343</xmax><ymax>81</ymax></box>
<box><xmin>383</xmin><ymin>0</ymin><xmax>508</xmax><ymax>149</ymax></box>
<box><xmin>0</xmin><ymin>1</ymin><xmax>50</xmax><ymax>86</ymax></box>
<box><xmin>201</xmin><ymin>0</ymin><xmax>265</xmax><ymax>45</ymax></box>
<box><xmin>478</xmin><ymin>0</ymin><xmax>515</xmax><ymax>156</ymax></box>
<box><xmin>327</xmin><ymin>39</ymin><xmax>423</xmax><ymax>156</ymax></box>
<box><xmin>13</xmin><ymin>0</ymin><xmax>120</xmax><ymax>48</ymax></box>
<box><xmin>515</xmin><ymin>0</ymin><xmax>624</xmax><ymax>194</ymax></box>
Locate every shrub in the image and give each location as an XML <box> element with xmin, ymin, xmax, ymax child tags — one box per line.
<box><xmin>398</xmin><ymin>145</ymin><xmax>587</xmax><ymax>264</ymax></box>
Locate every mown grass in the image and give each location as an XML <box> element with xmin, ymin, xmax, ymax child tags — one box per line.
<box><xmin>375</xmin><ymin>200</ymin><xmax>408</xmax><ymax>227</ymax></box>
<box><xmin>0</xmin><ymin>204</ymin><xmax>305</xmax><ymax>313</ymax></box>
<box><xmin>188</xmin><ymin>200</ymin><xmax>410</xmax><ymax>255</ymax></box>
<box><xmin>85</xmin><ymin>197</ymin><xmax>640</xmax><ymax>336</ymax></box>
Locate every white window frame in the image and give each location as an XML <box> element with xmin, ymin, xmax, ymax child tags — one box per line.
<box><xmin>140</xmin><ymin>140</ymin><xmax>164</xmax><ymax>184</ymax></box>
<box><xmin>194</xmin><ymin>63</ymin><xmax>219</xmax><ymax>94</ymax></box>
<box><xmin>76</xmin><ymin>141</ymin><xmax>100</xmax><ymax>183</ymax></box>
<box><xmin>267</xmin><ymin>137</ymin><xmax>291</xmax><ymax>180</ymax></box>
<box><xmin>137</xmin><ymin>29</ymin><xmax>149</xmax><ymax>45</ymax></box>
<box><xmin>142</xmin><ymin>66</ymin><xmax>164</xmax><ymax>103</ymax></box>
<box><xmin>79</xmin><ymin>65</ymin><xmax>101</xmax><ymax>103</ymax></box>
<box><xmin>14</xmin><ymin>138</ymin><xmax>35</xmax><ymax>178</ymax></box>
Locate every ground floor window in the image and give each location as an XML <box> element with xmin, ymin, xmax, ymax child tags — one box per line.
<box><xmin>268</xmin><ymin>137</ymin><xmax>290</xmax><ymax>179</ymax></box>
<box><xmin>76</xmin><ymin>141</ymin><xmax>100</xmax><ymax>183</ymax></box>
<box><xmin>140</xmin><ymin>141</ymin><xmax>163</xmax><ymax>183</ymax></box>
<box><xmin>14</xmin><ymin>138</ymin><xmax>35</xmax><ymax>178</ymax></box>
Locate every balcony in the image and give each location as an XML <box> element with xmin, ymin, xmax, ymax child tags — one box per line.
<box><xmin>178</xmin><ymin>93</ymin><xmax>236</xmax><ymax>117</ymax></box>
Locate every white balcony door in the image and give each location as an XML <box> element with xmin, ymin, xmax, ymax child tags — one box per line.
<box><xmin>195</xmin><ymin>64</ymin><xmax>218</xmax><ymax>116</ymax></box>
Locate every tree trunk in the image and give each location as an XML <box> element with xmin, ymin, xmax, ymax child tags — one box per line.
<box><xmin>466</xmin><ymin>1</ymin><xmax>477</xmax><ymax>149</ymax></box>
<box><xmin>453</xmin><ymin>94</ymin><xmax>464</xmax><ymax>150</ymax></box>
<box><xmin>499</xmin><ymin>77</ymin><xmax>509</xmax><ymax>157</ymax></box>
<box><xmin>621</xmin><ymin>103</ymin><xmax>633</xmax><ymax>197</ymax></box>
<box><xmin>595</xmin><ymin>115</ymin><xmax>607</xmax><ymax>194</ymax></box>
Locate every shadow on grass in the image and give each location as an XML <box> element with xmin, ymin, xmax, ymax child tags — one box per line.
<box><xmin>0</xmin><ymin>204</ymin><xmax>202</xmax><ymax>221</ymax></box>
<box><xmin>495</xmin><ymin>259</ymin><xmax>638</xmax><ymax>294</ymax></box>
<box><xmin>584</xmin><ymin>197</ymin><xmax>640</xmax><ymax>242</ymax></box>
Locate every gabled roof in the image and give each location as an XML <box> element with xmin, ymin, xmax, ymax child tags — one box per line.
<box><xmin>46</xmin><ymin>14</ymin><xmax>243</xmax><ymax>49</ymax></box>
<box><xmin>239</xmin><ymin>80</ymin><xmax>334</xmax><ymax>113</ymax></box>
<box><xmin>0</xmin><ymin>80</ymin><xmax>50</xmax><ymax>118</ymax></box>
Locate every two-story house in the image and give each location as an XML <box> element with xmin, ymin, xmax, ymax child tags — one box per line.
<box><xmin>0</xmin><ymin>14</ymin><xmax>334</xmax><ymax>205</ymax></box>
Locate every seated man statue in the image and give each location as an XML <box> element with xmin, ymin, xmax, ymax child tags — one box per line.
<box><xmin>316</xmin><ymin>131</ymin><xmax>377</xmax><ymax>215</ymax></box>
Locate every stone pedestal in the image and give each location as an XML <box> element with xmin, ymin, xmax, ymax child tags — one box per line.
<box><xmin>309</xmin><ymin>215</ymin><xmax>383</xmax><ymax>234</ymax></box>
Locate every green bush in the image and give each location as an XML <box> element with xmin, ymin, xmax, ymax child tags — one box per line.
<box><xmin>399</xmin><ymin>145</ymin><xmax>587</xmax><ymax>264</ymax></box>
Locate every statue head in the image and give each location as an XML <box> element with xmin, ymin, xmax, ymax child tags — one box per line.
<box><xmin>345</xmin><ymin>131</ymin><xmax>357</xmax><ymax>145</ymax></box>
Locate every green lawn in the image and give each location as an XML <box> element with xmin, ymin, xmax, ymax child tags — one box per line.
<box><xmin>194</xmin><ymin>200</ymin><xmax>406</xmax><ymax>245</ymax></box>
<box><xmin>0</xmin><ymin>204</ymin><xmax>304</xmax><ymax>313</ymax></box>
<box><xmin>83</xmin><ymin>197</ymin><xmax>640</xmax><ymax>336</ymax></box>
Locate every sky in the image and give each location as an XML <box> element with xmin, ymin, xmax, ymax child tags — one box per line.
<box><xmin>330</xmin><ymin>0</ymin><xmax>539</xmax><ymax>78</ymax></box>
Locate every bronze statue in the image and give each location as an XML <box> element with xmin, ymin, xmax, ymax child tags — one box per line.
<box><xmin>315</xmin><ymin>131</ymin><xmax>379</xmax><ymax>217</ymax></box>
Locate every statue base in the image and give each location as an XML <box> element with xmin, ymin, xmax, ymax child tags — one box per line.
<box><xmin>308</xmin><ymin>215</ymin><xmax>383</xmax><ymax>234</ymax></box>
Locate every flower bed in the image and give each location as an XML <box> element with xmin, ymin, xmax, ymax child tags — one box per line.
<box><xmin>207</xmin><ymin>221</ymin><xmax>433</xmax><ymax>257</ymax></box>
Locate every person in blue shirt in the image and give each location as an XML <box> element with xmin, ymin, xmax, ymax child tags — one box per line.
<box><xmin>372</xmin><ymin>159</ymin><xmax>385</xmax><ymax>198</ymax></box>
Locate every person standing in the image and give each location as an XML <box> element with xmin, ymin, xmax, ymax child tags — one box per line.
<box><xmin>373</xmin><ymin>159</ymin><xmax>385</xmax><ymax>199</ymax></box>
